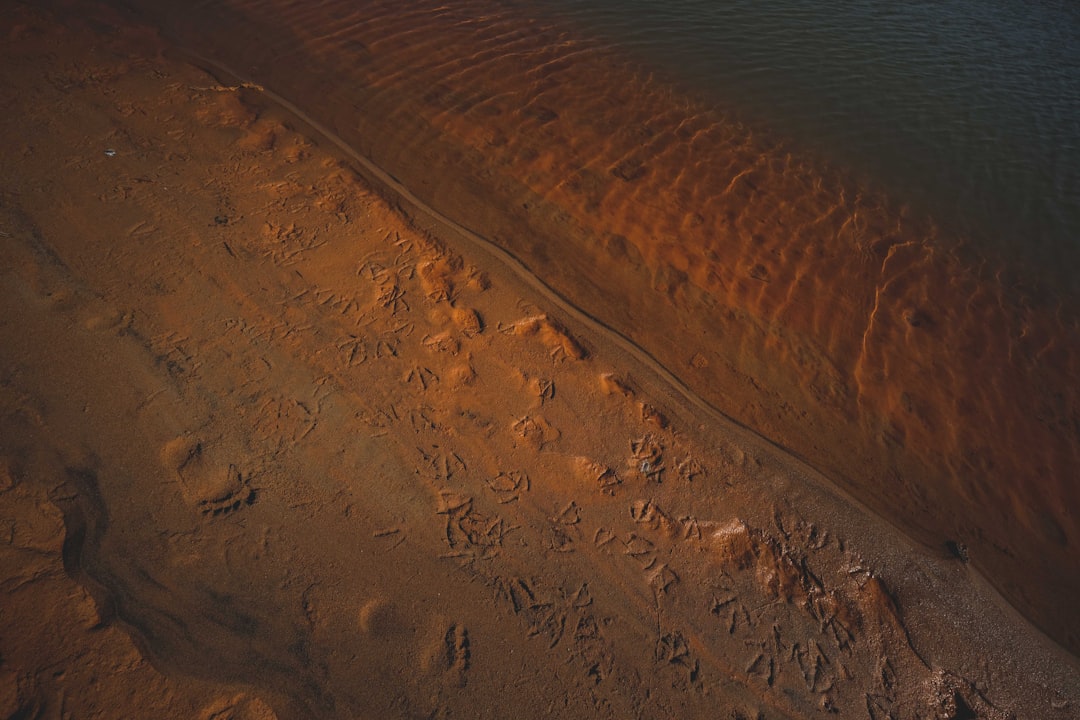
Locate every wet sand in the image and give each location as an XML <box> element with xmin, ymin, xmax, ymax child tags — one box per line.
<box><xmin>1</xmin><ymin>1</ymin><xmax>1078</xmax><ymax>718</ymax></box>
<box><xmin>105</xmin><ymin>0</ymin><xmax>1080</xmax><ymax>655</ymax></box>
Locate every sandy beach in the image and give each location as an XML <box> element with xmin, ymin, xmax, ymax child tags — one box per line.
<box><xmin>113</xmin><ymin>0</ymin><xmax>1080</xmax><ymax>657</ymax></box>
<box><xmin>2</xmin><ymin>2</ymin><xmax>1078</xmax><ymax>718</ymax></box>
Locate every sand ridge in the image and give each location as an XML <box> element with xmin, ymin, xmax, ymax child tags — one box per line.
<box><xmin>1</xmin><ymin>2</ymin><xmax>1078</xmax><ymax>718</ymax></box>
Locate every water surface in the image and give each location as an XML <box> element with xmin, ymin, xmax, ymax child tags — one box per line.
<box><xmin>539</xmin><ymin>0</ymin><xmax>1080</xmax><ymax>292</ymax></box>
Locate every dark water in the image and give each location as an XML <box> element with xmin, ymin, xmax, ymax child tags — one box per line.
<box><xmin>535</xmin><ymin>0</ymin><xmax>1080</xmax><ymax>292</ymax></box>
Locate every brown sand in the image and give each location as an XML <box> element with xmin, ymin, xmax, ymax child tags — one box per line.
<box><xmin>1</xmin><ymin>2</ymin><xmax>1078</xmax><ymax>719</ymax></box>
<box><xmin>109</xmin><ymin>0</ymin><xmax>1080</xmax><ymax>655</ymax></box>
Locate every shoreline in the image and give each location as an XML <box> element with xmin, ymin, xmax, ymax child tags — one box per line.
<box><xmin>1</xmin><ymin>1</ymin><xmax>1078</xmax><ymax>717</ymax></box>
<box><xmin>117</xmin><ymin>0</ymin><xmax>1080</xmax><ymax>653</ymax></box>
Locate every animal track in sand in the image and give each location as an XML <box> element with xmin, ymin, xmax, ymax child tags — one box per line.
<box><xmin>510</xmin><ymin>414</ymin><xmax>560</xmax><ymax>451</ymax></box>
<box><xmin>500</xmin><ymin>314</ymin><xmax>586</xmax><ymax>362</ymax></box>
<box><xmin>629</xmin><ymin>433</ymin><xmax>665</xmax><ymax>482</ymax></box>
<box><xmin>484</xmin><ymin>470</ymin><xmax>530</xmax><ymax>504</ymax></box>
<box><xmin>161</xmin><ymin>436</ymin><xmax>254</xmax><ymax>517</ymax></box>
<box><xmin>420</xmin><ymin>622</ymin><xmax>471</xmax><ymax>690</ymax></box>
<box><xmin>572</xmin><ymin>456</ymin><xmax>620</xmax><ymax>496</ymax></box>
<box><xmin>598</xmin><ymin>372</ymin><xmax>634</xmax><ymax>397</ymax></box>
<box><xmin>444</xmin><ymin>624</ymin><xmax>470</xmax><ymax>688</ymax></box>
<box><xmin>451</xmin><ymin>306</ymin><xmax>483</xmax><ymax>338</ymax></box>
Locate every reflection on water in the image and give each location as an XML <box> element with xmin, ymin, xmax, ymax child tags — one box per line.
<box><xmin>121</xmin><ymin>0</ymin><xmax>1079</xmax><ymax>653</ymax></box>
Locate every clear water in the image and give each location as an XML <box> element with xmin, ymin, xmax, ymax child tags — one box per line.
<box><xmin>534</xmin><ymin>0</ymin><xmax>1080</xmax><ymax>292</ymax></box>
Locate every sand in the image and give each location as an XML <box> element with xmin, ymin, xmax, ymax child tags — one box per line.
<box><xmin>113</xmin><ymin>0</ymin><xmax>1080</xmax><ymax>656</ymax></box>
<box><xmin>1</xmin><ymin>2</ymin><xmax>1078</xmax><ymax>718</ymax></box>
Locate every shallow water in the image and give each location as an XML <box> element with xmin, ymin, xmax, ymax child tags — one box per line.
<box><xmin>538</xmin><ymin>0</ymin><xmax>1080</xmax><ymax>293</ymax></box>
<box><xmin>112</xmin><ymin>0</ymin><xmax>1080</xmax><ymax>654</ymax></box>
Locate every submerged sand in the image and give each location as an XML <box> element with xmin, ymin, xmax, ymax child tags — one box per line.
<box><xmin>1</xmin><ymin>2</ymin><xmax>1078</xmax><ymax>718</ymax></box>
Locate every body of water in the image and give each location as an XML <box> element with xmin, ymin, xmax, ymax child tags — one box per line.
<box><xmin>539</xmin><ymin>0</ymin><xmax>1080</xmax><ymax>292</ymax></box>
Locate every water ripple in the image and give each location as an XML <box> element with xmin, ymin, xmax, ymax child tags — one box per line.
<box><xmin>541</xmin><ymin>0</ymin><xmax>1080</xmax><ymax>289</ymax></box>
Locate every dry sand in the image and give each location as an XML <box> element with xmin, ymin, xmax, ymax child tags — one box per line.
<box><xmin>1</xmin><ymin>2</ymin><xmax>1078</xmax><ymax>718</ymax></box>
<box><xmin>118</xmin><ymin>0</ymin><xmax>1080</xmax><ymax>656</ymax></box>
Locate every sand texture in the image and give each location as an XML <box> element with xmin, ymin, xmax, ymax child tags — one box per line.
<box><xmin>109</xmin><ymin>0</ymin><xmax>1080</xmax><ymax>654</ymax></box>
<box><xmin>1</xmin><ymin>2</ymin><xmax>1078</xmax><ymax>719</ymax></box>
